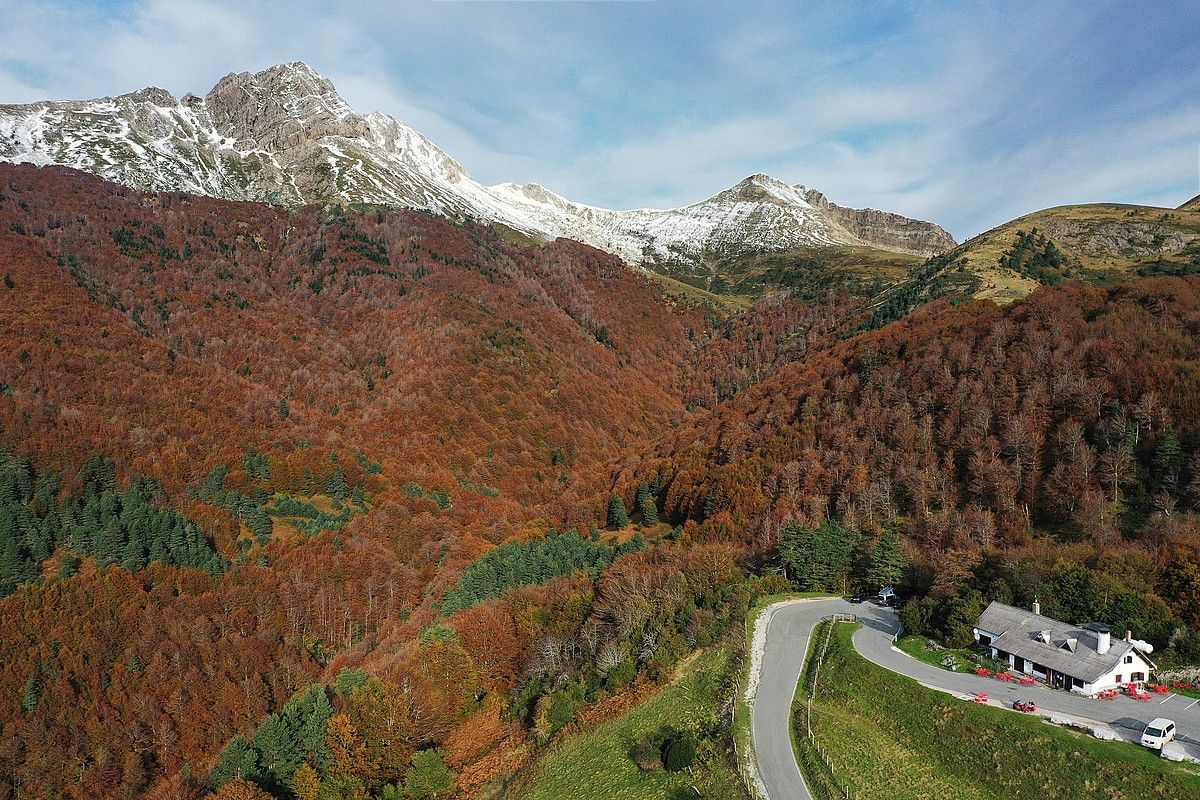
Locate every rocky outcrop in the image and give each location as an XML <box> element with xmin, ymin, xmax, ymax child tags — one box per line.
<box><xmin>803</xmin><ymin>188</ymin><xmax>956</xmax><ymax>257</ymax></box>
<box><xmin>1039</xmin><ymin>218</ymin><xmax>1197</xmax><ymax>259</ymax></box>
<box><xmin>204</xmin><ymin>62</ymin><xmax>365</xmax><ymax>152</ymax></box>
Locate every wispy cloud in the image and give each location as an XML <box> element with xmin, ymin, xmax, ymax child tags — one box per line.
<box><xmin>1</xmin><ymin>0</ymin><xmax>1197</xmax><ymax>239</ymax></box>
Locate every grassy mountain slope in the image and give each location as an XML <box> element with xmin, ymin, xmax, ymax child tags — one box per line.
<box><xmin>644</xmin><ymin>243</ymin><xmax>925</xmax><ymax>303</ymax></box>
<box><xmin>870</xmin><ymin>202</ymin><xmax>1200</xmax><ymax>316</ymax></box>
<box><xmin>642</xmin><ymin>199</ymin><xmax>1200</xmax><ymax>312</ymax></box>
<box><xmin>505</xmin><ymin>640</ymin><xmax>747</xmax><ymax>800</ymax></box>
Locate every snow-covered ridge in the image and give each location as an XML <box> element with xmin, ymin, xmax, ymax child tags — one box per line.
<box><xmin>0</xmin><ymin>61</ymin><xmax>957</xmax><ymax>264</ymax></box>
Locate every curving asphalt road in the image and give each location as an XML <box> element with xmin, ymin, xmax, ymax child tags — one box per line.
<box><xmin>749</xmin><ymin>597</ymin><xmax>1200</xmax><ymax>800</ymax></box>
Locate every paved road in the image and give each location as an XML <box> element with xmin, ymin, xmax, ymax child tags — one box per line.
<box><xmin>748</xmin><ymin>599</ymin><xmax>827</xmax><ymax>800</ymax></box>
<box><xmin>749</xmin><ymin>597</ymin><xmax>1200</xmax><ymax>800</ymax></box>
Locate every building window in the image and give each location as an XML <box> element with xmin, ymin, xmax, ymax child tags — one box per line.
<box><xmin>1124</xmin><ymin>655</ymin><xmax>1133</xmax><ymax>664</ymax></box>
<box><xmin>1133</xmin><ymin>672</ymin><xmax>1145</xmax><ymax>682</ymax></box>
<box><xmin>1116</xmin><ymin>674</ymin><xmax>1123</xmax><ymax>684</ymax></box>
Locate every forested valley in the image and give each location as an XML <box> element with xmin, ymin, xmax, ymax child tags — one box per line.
<box><xmin>5</xmin><ymin>163</ymin><xmax>1200</xmax><ymax>799</ymax></box>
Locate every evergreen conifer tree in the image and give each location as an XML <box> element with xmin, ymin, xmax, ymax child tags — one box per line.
<box><xmin>57</xmin><ymin>552</ymin><xmax>80</xmax><ymax>579</ymax></box>
<box><xmin>1155</xmin><ymin>426</ymin><xmax>1182</xmax><ymax>493</ymax></box>
<box><xmin>324</xmin><ymin>469</ymin><xmax>348</xmax><ymax>502</ymax></box>
<box><xmin>21</xmin><ymin>673</ymin><xmax>40</xmax><ymax>714</ymax></box>
<box><xmin>251</xmin><ymin>713</ymin><xmax>302</xmax><ymax>791</ymax></box>
<box><xmin>641</xmin><ymin>496</ymin><xmax>658</xmax><ymax>525</ymax></box>
<box><xmin>607</xmin><ymin>495</ymin><xmax>630</xmax><ymax>528</ymax></box>
<box><xmin>299</xmin><ymin>687</ymin><xmax>333</xmax><ymax>770</ymax></box>
<box><xmin>404</xmin><ymin>749</ymin><xmax>455</xmax><ymax>799</ymax></box>
<box><xmin>209</xmin><ymin>735</ymin><xmax>262</xmax><ymax>789</ymax></box>
<box><xmin>868</xmin><ymin>528</ymin><xmax>905</xmax><ymax>589</ymax></box>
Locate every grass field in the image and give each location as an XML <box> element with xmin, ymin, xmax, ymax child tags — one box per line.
<box><xmin>952</xmin><ymin>201</ymin><xmax>1200</xmax><ymax>303</ymax></box>
<box><xmin>894</xmin><ymin>634</ymin><xmax>1003</xmax><ymax>674</ymax></box>
<box><xmin>507</xmin><ymin>639</ymin><xmax>750</xmax><ymax>800</ymax></box>
<box><xmin>644</xmin><ymin>270</ymin><xmax>755</xmax><ymax>311</ymax></box>
<box><xmin>794</xmin><ymin>623</ymin><xmax>1200</xmax><ymax>800</ymax></box>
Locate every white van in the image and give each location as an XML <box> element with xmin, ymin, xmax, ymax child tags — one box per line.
<box><xmin>1141</xmin><ymin>718</ymin><xmax>1176</xmax><ymax>750</ymax></box>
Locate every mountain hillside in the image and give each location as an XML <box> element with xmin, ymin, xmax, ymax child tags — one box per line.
<box><xmin>0</xmin><ymin>62</ymin><xmax>955</xmax><ymax>276</ymax></box>
<box><xmin>1183</xmin><ymin>192</ymin><xmax>1200</xmax><ymax>211</ymax></box>
<box><xmin>622</xmin><ymin>275</ymin><xmax>1200</xmax><ymax>654</ymax></box>
<box><xmin>859</xmin><ymin>201</ymin><xmax>1200</xmax><ymax>327</ymax></box>
<box><xmin>0</xmin><ymin>162</ymin><xmax>738</xmax><ymax>798</ymax></box>
<box><xmin>0</xmin><ymin>163</ymin><xmax>695</xmax><ymax>522</ymax></box>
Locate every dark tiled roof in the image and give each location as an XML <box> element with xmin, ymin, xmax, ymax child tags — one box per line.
<box><xmin>975</xmin><ymin>601</ymin><xmax>1148</xmax><ymax>683</ymax></box>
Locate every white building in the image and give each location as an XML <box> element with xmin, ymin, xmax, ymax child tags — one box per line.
<box><xmin>973</xmin><ymin>600</ymin><xmax>1156</xmax><ymax>696</ymax></box>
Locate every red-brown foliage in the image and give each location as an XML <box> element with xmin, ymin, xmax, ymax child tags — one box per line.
<box><xmin>0</xmin><ymin>163</ymin><xmax>705</xmax><ymax>798</ymax></box>
<box><xmin>635</xmin><ymin>279</ymin><xmax>1200</xmax><ymax>569</ymax></box>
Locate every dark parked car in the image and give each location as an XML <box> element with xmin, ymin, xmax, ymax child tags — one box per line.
<box><xmin>848</xmin><ymin>594</ymin><xmax>867</xmax><ymax>604</ymax></box>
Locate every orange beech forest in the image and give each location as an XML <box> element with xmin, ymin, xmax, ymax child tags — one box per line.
<box><xmin>5</xmin><ymin>163</ymin><xmax>1200</xmax><ymax>799</ymax></box>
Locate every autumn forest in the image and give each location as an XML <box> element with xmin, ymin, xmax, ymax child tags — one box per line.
<box><xmin>4</xmin><ymin>163</ymin><xmax>1200</xmax><ymax>799</ymax></box>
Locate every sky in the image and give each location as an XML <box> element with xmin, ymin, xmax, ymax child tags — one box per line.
<box><xmin>1</xmin><ymin>0</ymin><xmax>1198</xmax><ymax>241</ymax></box>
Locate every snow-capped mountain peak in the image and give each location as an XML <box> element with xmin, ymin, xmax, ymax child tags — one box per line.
<box><xmin>0</xmin><ymin>63</ymin><xmax>957</xmax><ymax>266</ymax></box>
<box><xmin>705</xmin><ymin>173</ymin><xmax>816</xmax><ymax>208</ymax></box>
<box><xmin>203</xmin><ymin>61</ymin><xmax>360</xmax><ymax>153</ymax></box>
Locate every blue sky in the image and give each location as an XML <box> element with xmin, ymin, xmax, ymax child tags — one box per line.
<box><xmin>2</xmin><ymin>0</ymin><xmax>1198</xmax><ymax>240</ymax></box>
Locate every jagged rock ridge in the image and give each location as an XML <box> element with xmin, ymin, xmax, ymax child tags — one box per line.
<box><xmin>0</xmin><ymin>62</ymin><xmax>957</xmax><ymax>263</ymax></box>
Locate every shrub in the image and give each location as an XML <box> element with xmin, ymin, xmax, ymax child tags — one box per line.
<box><xmin>631</xmin><ymin>736</ymin><xmax>662</xmax><ymax>771</ymax></box>
<box><xmin>661</xmin><ymin>728</ymin><xmax>698</xmax><ymax>772</ymax></box>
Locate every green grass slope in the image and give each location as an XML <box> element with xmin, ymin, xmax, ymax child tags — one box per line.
<box><xmin>794</xmin><ymin>623</ymin><xmax>1200</xmax><ymax>800</ymax></box>
<box><xmin>506</xmin><ymin>640</ymin><xmax>749</xmax><ymax>800</ymax></box>
<box><xmin>644</xmin><ymin>244</ymin><xmax>924</xmax><ymax>301</ymax></box>
<box><xmin>862</xmin><ymin>201</ymin><xmax>1200</xmax><ymax>328</ymax></box>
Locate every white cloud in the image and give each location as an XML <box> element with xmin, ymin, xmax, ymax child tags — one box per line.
<box><xmin>0</xmin><ymin>0</ymin><xmax>1196</xmax><ymax>240</ymax></box>
<box><xmin>0</xmin><ymin>72</ymin><xmax>48</xmax><ymax>104</ymax></box>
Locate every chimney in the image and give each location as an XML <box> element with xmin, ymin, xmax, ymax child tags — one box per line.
<box><xmin>1097</xmin><ymin>626</ymin><xmax>1111</xmax><ymax>655</ymax></box>
<box><xmin>1032</xmin><ymin>597</ymin><xmax>1040</xmax><ymax>616</ymax></box>
<box><xmin>1126</xmin><ymin>630</ymin><xmax>1132</xmax><ymax>642</ymax></box>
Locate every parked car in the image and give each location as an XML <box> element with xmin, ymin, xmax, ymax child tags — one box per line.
<box><xmin>848</xmin><ymin>594</ymin><xmax>866</xmax><ymax>604</ymax></box>
<box><xmin>1141</xmin><ymin>718</ymin><xmax>1176</xmax><ymax>750</ymax></box>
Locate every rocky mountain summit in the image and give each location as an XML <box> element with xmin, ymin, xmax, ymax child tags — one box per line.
<box><xmin>0</xmin><ymin>62</ymin><xmax>956</xmax><ymax>266</ymax></box>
